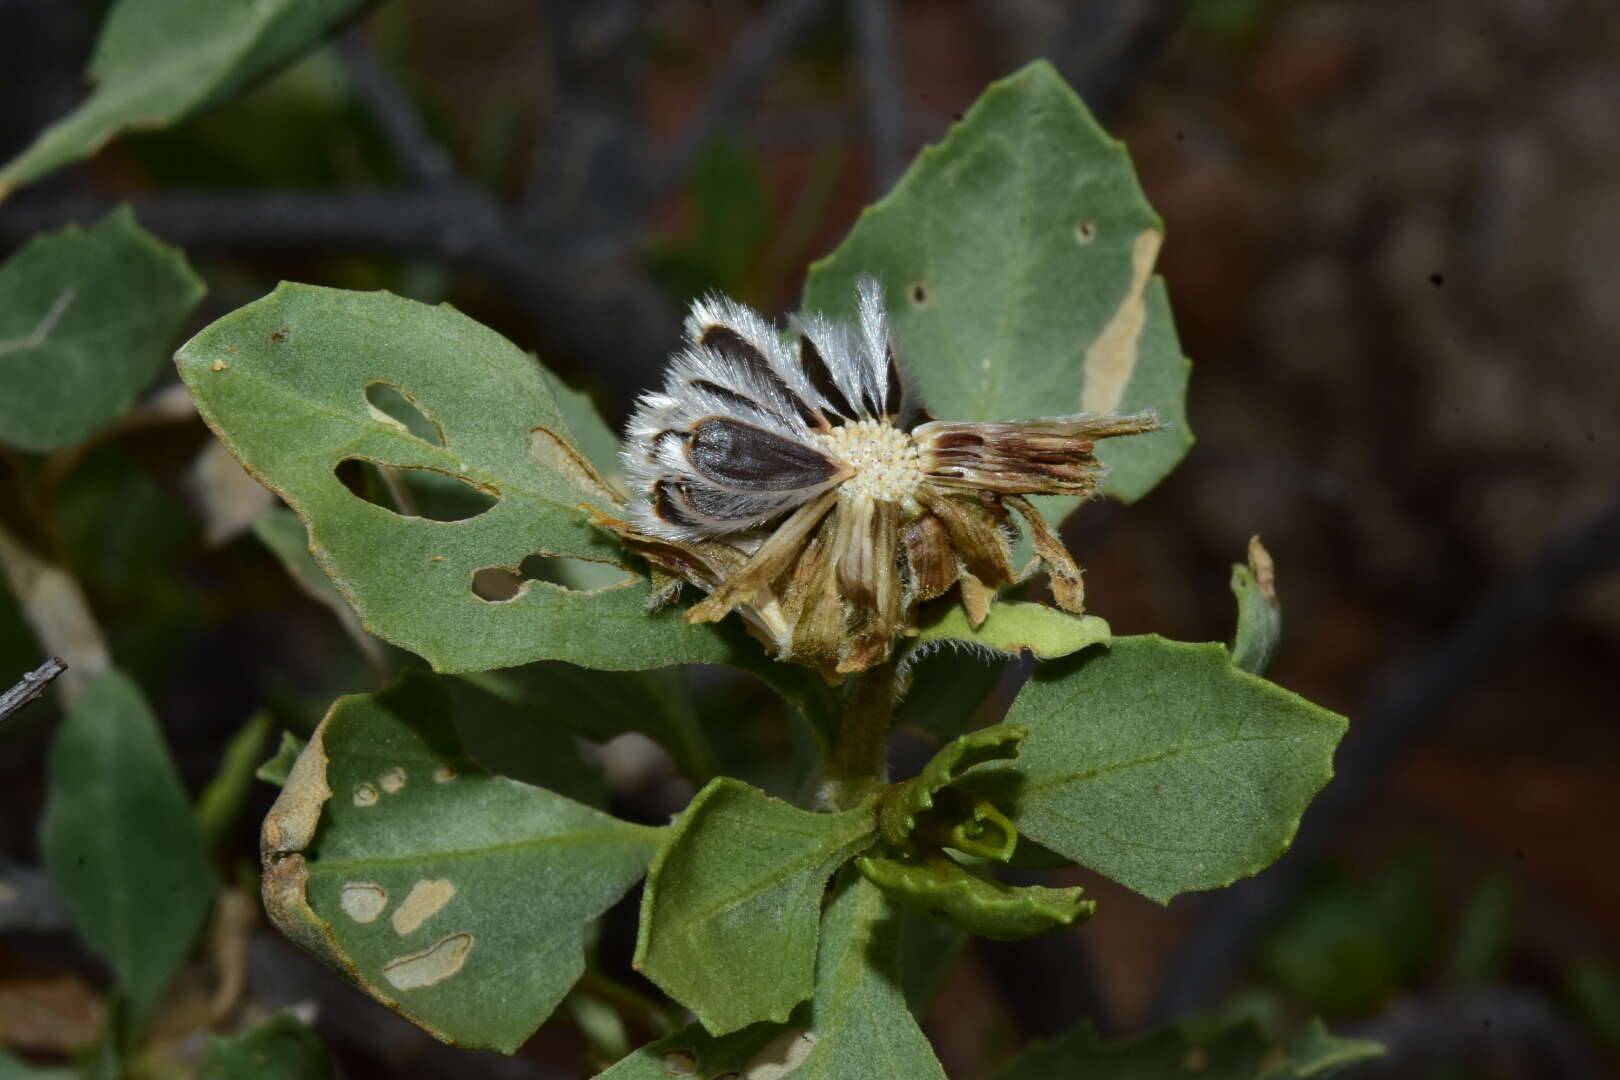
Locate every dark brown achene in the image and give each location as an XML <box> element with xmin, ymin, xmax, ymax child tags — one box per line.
<box><xmin>598</xmin><ymin>276</ymin><xmax>1161</xmax><ymax>678</ymax></box>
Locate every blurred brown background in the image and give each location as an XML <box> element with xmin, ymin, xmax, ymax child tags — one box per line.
<box><xmin>2</xmin><ymin>0</ymin><xmax>1617</xmax><ymax>1076</ymax></box>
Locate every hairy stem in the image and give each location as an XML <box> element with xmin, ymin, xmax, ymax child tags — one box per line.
<box><xmin>821</xmin><ymin>659</ymin><xmax>899</xmax><ymax>810</ymax></box>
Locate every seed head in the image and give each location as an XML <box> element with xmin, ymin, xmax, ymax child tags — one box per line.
<box><xmin>600</xmin><ymin>276</ymin><xmax>1160</xmax><ymax>678</ymax></box>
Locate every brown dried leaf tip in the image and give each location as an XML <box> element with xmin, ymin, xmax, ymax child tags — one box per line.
<box><xmin>603</xmin><ymin>276</ymin><xmax>1161</xmax><ymax>678</ymax></box>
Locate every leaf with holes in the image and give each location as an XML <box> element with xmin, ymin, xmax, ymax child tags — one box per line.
<box><xmin>0</xmin><ymin>0</ymin><xmax>369</xmax><ymax>198</ymax></box>
<box><xmin>802</xmin><ymin>60</ymin><xmax>1192</xmax><ymax>511</ymax></box>
<box><xmin>603</xmin><ymin>874</ymin><xmax>946</xmax><ymax>1079</ymax></box>
<box><xmin>177</xmin><ymin>284</ymin><xmax>746</xmax><ymax>673</ymax></box>
<box><xmin>964</xmin><ymin>636</ymin><xmax>1346</xmax><ymax>904</ymax></box>
<box><xmin>0</xmin><ymin>208</ymin><xmax>204</xmax><ymax>451</ymax></box>
<box><xmin>39</xmin><ymin>670</ymin><xmax>219</xmax><ymax>1024</ymax></box>
<box><xmin>260</xmin><ymin>670</ymin><xmax>662</xmax><ymax>1053</ymax></box>
<box><xmin>635</xmin><ymin>779</ymin><xmax>876</xmax><ymax>1034</ymax></box>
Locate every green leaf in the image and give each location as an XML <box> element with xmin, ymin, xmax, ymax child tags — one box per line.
<box><xmin>914</xmin><ymin>602</ymin><xmax>1111</xmax><ymax>660</ymax></box>
<box><xmin>256</xmin><ymin>730</ymin><xmax>306</xmax><ymax>787</ymax></box>
<box><xmin>857</xmin><ymin>853</ymin><xmax>1094</xmax><ymax>941</ymax></box>
<box><xmin>991</xmin><ymin>1016</ymin><xmax>1380</xmax><ymax>1080</ymax></box>
<box><xmin>460</xmin><ymin>662</ymin><xmax>716</xmax><ymax>786</ymax></box>
<box><xmin>895</xmin><ymin>906</ymin><xmax>968</xmax><ymax>1014</ymax></box>
<box><xmin>969</xmin><ymin>636</ymin><xmax>1346</xmax><ymax>904</ymax></box>
<box><xmin>196</xmin><ymin>709</ymin><xmax>273</xmax><ymax>851</ymax></box>
<box><xmin>177</xmin><ymin>284</ymin><xmax>742</xmax><ymax>673</ymax></box>
<box><xmin>443</xmin><ymin>673</ymin><xmax>605</xmax><ymax>806</ymax></box>
<box><xmin>39</xmin><ymin>669</ymin><xmax>219</xmax><ymax>1023</ymax></box>
<box><xmin>1231</xmin><ymin>536</ymin><xmax>1281</xmax><ymax>676</ymax></box>
<box><xmin>198</xmin><ymin>1010</ymin><xmax>336</xmax><ymax>1080</ymax></box>
<box><xmin>540</xmin><ymin>370</ymin><xmax>626</xmax><ymax>491</ymax></box>
<box><xmin>635</xmin><ymin>779</ymin><xmax>876</xmax><ymax>1034</ymax></box>
<box><xmin>252</xmin><ymin>507</ymin><xmax>388</xmax><ymax>671</ymax></box>
<box><xmin>0</xmin><ymin>208</ymin><xmax>204</xmax><ymax>451</ymax></box>
<box><xmin>259</xmin><ymin>670</ymin><xmax>661</xmax><ymax>1053</ymax></box>
<box><xmin>803</xmin><ymin>60</ymin><xmax>1192</xmax><ymax>506</ymax></box>
<box><xmin>896</xmin><ymin>645</ymin><xmax>1006</xmax><ymax>744</ymax></box>
<box><xmin>0</xmin><ymin>0</ymin><xmax>368</xmax><ymax>197</ymax></box>
<box><xmin>878</xmin><ymin>723</ymin><xmax>1027</xmax><ymax>859</ymax></box>
<box><xmin>602</xmin><ymin>874</ymin><xmax>947</xmax><ymax>1080</ymax></box>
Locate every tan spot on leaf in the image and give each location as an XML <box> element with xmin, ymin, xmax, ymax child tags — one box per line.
<box><xmin>529</xmin><ymin>426</ymin><xmax>622</xmax><ymax>504</ymax></box>
<box><xmin>262</xmin><ymin>723</ymin><xmax>330</xmax><ymax>853</ymax></box>
<box><xmin>211</xmin><ymin>359</ymin><xmax>228</xmax><ymax>372</ymax></box>
<box><xmin>391</xmin><ymin>879</ymin><xmax>456</xmax><ymax>936</ymax></box>
<box><xmin>339</xmin><ymin>883</ymin><xmax>388</xmax><ymax>923</ymax></box>
<box><xmin>660</xmin><ymin>1050</ymin><xmax>698</xmax><ymax>1076</ymax></box>
<box><xmin>378</xmin><ymin>766</ymin><xmax>407</xmax><ymax>794</ymax></box>
<box><xmin>1081</xmin><ymin>229</ymin><xmax>1162</xmax><ymax>415</ymax></box>
<box><xmin>382</xmin><ymin>933</ymin><xmax>473</xmax><ymax>990</ymax></box>
<box><xmin>352</xmin><ymin>781</ymin><xmax>379</xmax><ymax>808</ymax></box>
<box><xmin>744</xmin><ymin>1029</ymin><xmax>816</xmax><ymax>1079</ymax></box>
<box><xmin>433</xmin><ymin>764</ymin><xmax>457</xmax><ymax>783</ymax></box>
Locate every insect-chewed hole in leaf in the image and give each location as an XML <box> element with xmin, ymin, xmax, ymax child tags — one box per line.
<box><xmin>333</xmin><ymin>458</ymin><xmax>498</xmax><ymax>522</ymax></box>
<box><xmin>364</xmin><ymin>382</ymin><xmax>444</xmax><ymax>446</ymax></box>
<box><xmin>470</xmin><ymin>552</ymin><xmax>635</xmax><ymax>601</ymax></box>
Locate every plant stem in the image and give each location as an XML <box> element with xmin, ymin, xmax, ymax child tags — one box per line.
<box><xmin>821</xmin><ymin>659</ymin><xmax>899</xmax><ymax>810</ymax></box>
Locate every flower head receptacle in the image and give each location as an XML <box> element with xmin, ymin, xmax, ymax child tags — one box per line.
<box><xmin>597</xmin><ymin>276</ymin><xmax>1160</xmax><ymax>679</ymax></box>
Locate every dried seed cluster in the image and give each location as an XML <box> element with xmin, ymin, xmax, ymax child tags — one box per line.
<box><xmin>599</xmin><ymin>276</ymin><xmax>1160</xmax><ymax>678</ymax></box>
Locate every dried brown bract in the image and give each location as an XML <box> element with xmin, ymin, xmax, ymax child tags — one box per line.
<box><xmin>602</xmin><ymin>276</ymin><xmax>1160</xmax><ymax>678</ymax></box>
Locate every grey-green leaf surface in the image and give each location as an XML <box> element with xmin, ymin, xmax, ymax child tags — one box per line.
<box><xmin>914</xmin><ymin>602</ymin><xmax>1110</xmax><ymax>660</ymax></box>
<box><xmin>0</xmin><ymin>0</ymin><xmax>369</xmax><ymax>197</ymax></box>
<box><xmin>460</xmin><ymin>662</ymin><xmax>715</xmax><ymax>786</ymax></box>
<box><xmin>635</xmin><ymin>778</ymin><xmax>875</xmax><ymax>1034</ymax></box>
<box><xmin>253</xmin><ymin>507</ymin><xmax>387</xmax><ymax>670</ymax></box>
<box><xmin>969</xmin><ymin>636</ymin><xmax>1346</xmax><ymax>904</ymax></box>
<box><xmin>0</xmin><ymin>208</ymin><xmax>204</xmax><ymax>451</ymax></box>
<box><xmin>39</xmin><ymin>669</ymin><xmax>219</xmax><ymax>1023</ymax></box>
<box><xmin>603</xmin><ymin>874</ymin><xmax>946</xmax><ymax>1080</ymax></box>
<box><xmin>178</xmin><ymin>284</ymin><xmax>741</xmax><ymax>673</ymax></box>
<box><xmin>990</xmin><ymin>1016</ymin><xmax>1380</xmax><ymax>1080</ymax></box>
<box><xmin>803</xmin><ymin>60</ymin><xmax>1192</xmax><ymax>507</ymax></box>
<box><xmin>198</xmin><ymin>1010</ymin><xmax>336</xmax><ymax>1080</ymax></box>
<box><xmin>259</xmin><ymin>670</ymin><xmax>662</xmax><ymax>1053</ymax></box>
<box><xmin>541</xmin><ymin>370</ymin><xmax>626</xmax><ymax>491</ymax></box>
<box><xmin>896</xmin><ymin>644</ymin><xmax>1006</xmax><ymax>744</ymax></box>
<box><xmin>442</xmin><ymin>673</ymin><xmax>605</xmax><ymax>807</ymax></box>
